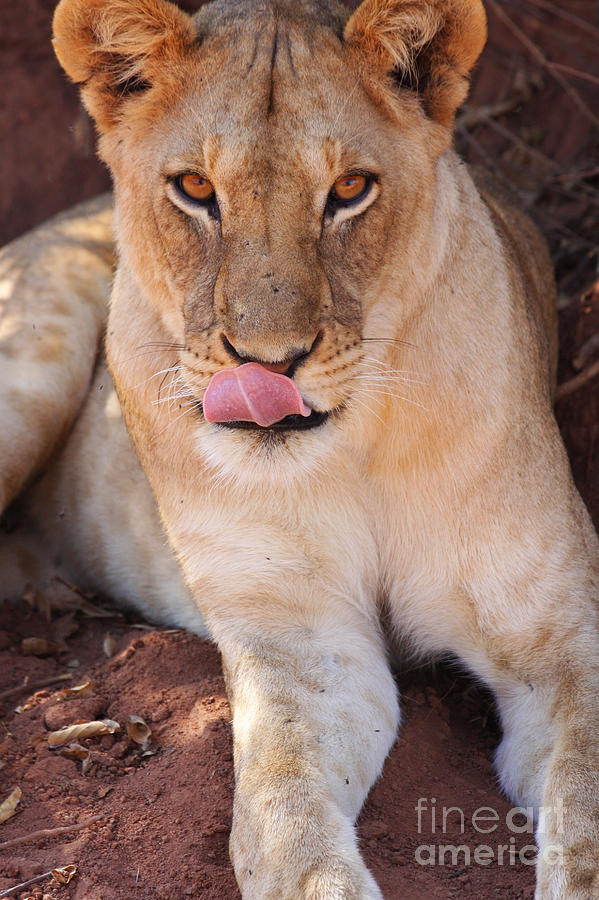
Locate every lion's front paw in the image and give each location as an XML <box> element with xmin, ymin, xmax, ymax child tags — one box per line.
<box><xmin>299</xmin><ymin>858</ymin><xmax>384</xmax><ymax>900</ymax></box>
<box><xmin>238</xmin><ymin>857</ymin><xmax>383</xmax><ymax>900</ymax></box>
<box><xmin>231</xmin><ymin>816</ymin><xmax>384</xmax><ymax>900</ymax></box>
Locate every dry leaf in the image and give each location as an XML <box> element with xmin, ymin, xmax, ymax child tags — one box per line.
<box><xmin>103</xmin><ymin>633</ymin><xmax>117</xmax><ymax>658</ymax></box>
<box><xmin>21</xmin><ymin>637</ymin><xmax>64</xmax><ymax>657</ymax></box>
<box><xmin>48</xmin><ymin>719</ymin><xmax>121</xmax><ymax>748</ymax></box>
<box><xmin>27</xmin><ymin>578</ymin><xmax>116</xmax><ymax>619</ymax></box>
<box><xmin>0</xmin><ymin>786</ymin><xmax>22</xmax><ymax>824</ymax></box>
<box><xmin>54</xmin><ymin>679</ymin><xmax>94</xmax><ymax>702</ymax></box>
<box><xmin>51</xmin><ymin>864</ymin><xmax>77</xmax><ymax>885</ymax></box>
<box><xmin>126</xmin><ymin>715</ymin><xmax>152</xmax><ymax>750</ymax></box>
<box><xmin>58</xmin><ymin>742</ymin><xmax>93</xmax><ymax>773</ymax></box>
<box><xmin>59</xmin><ymin>742</ymin><xmax>89</xmax><ymax>758</ymax></box>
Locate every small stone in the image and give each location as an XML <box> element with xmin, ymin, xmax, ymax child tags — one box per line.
<box><xmin>151</xmin><ymin>705</ymin><xmax>169</xmax><ymax>723</ymax></box>
<box><xmin>8</xmin><ymin>859</ymin><xmax>45</xmax><ymax>881</ymax></box>
<box><xmin>110</xmin><ymin>740</ymin><xmax>128</xmax><ymax>759</ymax></box>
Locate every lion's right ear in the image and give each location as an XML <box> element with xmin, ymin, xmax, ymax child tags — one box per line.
<box><xmin>53</xmin><ymin>0</ymin><xmax>196</xmax><ymax>128</ymax></box>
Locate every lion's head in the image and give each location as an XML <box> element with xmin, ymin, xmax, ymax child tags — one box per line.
<box><xmin>53</xmin><ymin>0</ymin><xmax>486</xmax><ymax>478</ymax></box>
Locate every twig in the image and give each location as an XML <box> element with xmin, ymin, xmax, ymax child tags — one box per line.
<box><xmin>0</xmin><ymin>673</ymin><xmax>72</xmax><ymax>702</ymax></box>
<box><xmin>549</xmin><ymin>63</ymin><xmax>599</xmax><ymax>89</ymax></box>
<box><xmin>53</xmin><ymin>574</ymin><xmax>94</xmax><ymax>598</ymax></box>
<box><xmin>0</xmin><ymin>813</ymin><xmax>103</xmax><ymax>851</ymax></box>
<box><xmin>573</xmin><ymin>332</ymin><xmax>599</xmax><ymax>371</ymax></box>
<box><xmin>486</xmin><ymin>0</ymin><xmax>599</xmax><ymax>131</ymax></box>
<box><xmin>502</xmin><ymin>0</ymin><xmax>599</xmax><ymax>59</ymax></box>
<box><xmin>474</xmin><ymin>114</ymin><xmax>561</xmax><ymax>173</ymax></box>
<box><xmin>554</xmin><ymin>166</ymin><xmax>599</xmax><ymax>184</ymax></box>
<box><xmin>556</xmin><ymin>359</ymin><xmax>599</xmax><ymax>402</ymax></box>
<box><xmin>457</xmin><ymin>98</ymin><xmax>522</xmax><ymax>129</ymax></box>
<box><xmin>456</xmin><ymin>126</ymin><xmax>518</xmax><ymax>195</ymax></box>
<box><xmin>522</xmin><ymin>0</ymin><xmax>599</xmax><ymax>40</ymax></box>
<box><xmin>467</xmin><ymin>117</ymin><xmax>599</xmax><ymax>206</ymax></box>
<box><xmin>0</xmin><ymin>870</ymin><xmax>54</xmax><ymax>898</ymax></box>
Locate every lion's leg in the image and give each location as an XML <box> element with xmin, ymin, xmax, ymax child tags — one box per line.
<box><xmin>0</xmin><ymin>195</ymin><xmax>114</xmax><ymax>513</ymax></box>
<box><xmin>211</xmin><ymin>599</ymin><xmax>399</xmax><ymax>899</ymax></box>
<box><xmin>453</xmin><ymin>507</ymin><xmax>599</xmax><ymax>898</ymax></box>
<box><xmin>492</xmin><ymin>673</ymin><xmax>599</xmax><ymax>899</ymax></box>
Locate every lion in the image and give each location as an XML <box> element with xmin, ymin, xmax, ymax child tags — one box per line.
<box><xmin>1</xmin><ymin>0</ymin><xmax>598</xmax><ymax>896</ymax></box>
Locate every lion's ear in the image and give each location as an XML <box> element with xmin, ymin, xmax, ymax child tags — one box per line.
<box><xmin>344</xmin><ymin>0</ymin><xmax>487</xmax><ymax>126</ymax></box>
<box><xmin>52</xmin><ymin>0</ymin><xmax>196</xmax><ymax>128</ymax></box>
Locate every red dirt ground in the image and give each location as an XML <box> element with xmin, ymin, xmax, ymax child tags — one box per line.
<box><xmin>1</xmin><ymin>1</ymin><xmax>598</xmax><ymax>898</ymax></box>
<box><xmin>0</xmin><ymin>602</ymin><xmax>537</xmax><ymax>900</ymax></box>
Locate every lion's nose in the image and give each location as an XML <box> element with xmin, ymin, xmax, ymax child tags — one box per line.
<box><xmin>221</xmin><ymin>334</ymin><xmax>320</xmax><ymax>376</ymax></box>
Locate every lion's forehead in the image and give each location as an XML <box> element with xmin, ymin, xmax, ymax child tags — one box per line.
<box><xmin>172</xmin><ymin>1</ymin><xmax>361</xmax><ymax>132</ymax></box>
<box><xmin>192</xmin><ymin>0</ymin><xmax>348</xmax><ymax>48</ymax></box>
<box><xmin>154</xmin><ymin>35</ymin><xmax>382</xmax><ymax>192</ymax></box>
<box><xmin>199</xmin><ymin>27</ymin><xmax>354</xmax><ymax>122</ymax></box>
<box><xmin>124</xmin><ymin>2</ymin><xmax>393</xmax><ymax>188</ymax></box>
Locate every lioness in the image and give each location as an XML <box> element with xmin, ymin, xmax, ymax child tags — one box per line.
<box><xmin>1</xmin><ymin>0</ymin><xmax>598</xmax><ymax>896</ymax></box>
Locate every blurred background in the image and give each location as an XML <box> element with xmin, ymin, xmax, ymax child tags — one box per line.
<box><xmin>1</xmin><ymin>0</ymin><xmax>598</xmax><ymax>525</ymax></box>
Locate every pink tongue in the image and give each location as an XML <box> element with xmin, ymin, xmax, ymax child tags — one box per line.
<box><xmin>203</xmin><ymin>362</ymin><xmax>311</xmax><ymax>428</ymax></box>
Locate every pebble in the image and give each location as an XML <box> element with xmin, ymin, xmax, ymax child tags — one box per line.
<box><xmin>6</xmin><ymin>859</ymin><xmax>45</xmax><ymax>880</ymax></box>
<box><xmin>110</xmin><ymin>740</ymin><xmax>128</xmax><ymax>759</ymax></box>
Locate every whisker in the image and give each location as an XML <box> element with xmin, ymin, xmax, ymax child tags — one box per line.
<box><xmin>157</xmin><ymin>369</ymin><xmax>176</xmax><ymax>404</ymax></box>
<box><xmin>358</xmin><ymin>365</ymin><xmax>427</xmax><ymax>381</ymax></box>
<box><xmin>337</xmin><ymin>125</ymin><xmax>373</xmax><ymax>151</ymax></box>
<box><xmin>135</xmin><ymin>341</ymin><xmax>186</xmax><ymax>352</ymax></box>
<box><xmin>361</xmin><ymin>337</ymin><xmax>418</xmax><ymax>350</ymax></box>
<box><xmin>155</xmin><ymin>402</ymin><xmax>198</xmax><ymax>438</ymax></box>
<box><xmin>329</xmin><ymin>81</ymin><xmax>361</xmax><ymax>134</ymax></box>
<box><xmin>348</xmin><ymin>394</ymin><xmax>389</xmax><ymax>429</ymax></box>
<box><xmin>358</xmin><ymin>360</ymin><xmax>428</xmax><ymax>385</ymax></box>
<box><xmin>357</xmin><ymin>379</ymin><xmax>428</xmax><ymax>393</ymax></box>
<box><xmin>152</xmin><ymin>392</ymin><xmax>195</xmax><ymax>406</ymax></box>
<box><xmin>132</xmin><ymin>365</ymin><xmax>184</xmax><ymax>391</ymax></box>
<box><xmin>357</xmin><ymin>386</ymin><xmax>428</xmax><ymax>411</ymax></box>
<box><xmin>357</xmin><ymin>373</ymin><xmax>428</xmax><ymax>388</ymax></box>
<box><xmin>361</xmin><ymin>357</ymin><xmax>425</xmax><ymax>376</ymax></box>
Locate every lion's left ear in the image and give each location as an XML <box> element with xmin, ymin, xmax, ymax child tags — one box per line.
<box><xmin>344</xmin><ymin>0</ymin><xmax>487</xmax><ymax>126</ymax></box>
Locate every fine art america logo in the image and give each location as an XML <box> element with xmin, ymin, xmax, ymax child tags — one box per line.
<box><xmin>414</xmin><ymin>797</ymin><xmax>564</xmax><ymax>867</ymax></box>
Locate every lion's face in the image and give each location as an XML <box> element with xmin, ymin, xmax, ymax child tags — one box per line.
<box><xmin>53</xmin><ymin>0</ymin><xmax>486</xmax><ymax>471</ymax></box>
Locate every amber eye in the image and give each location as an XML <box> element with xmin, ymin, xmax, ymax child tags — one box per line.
<box><xmin>177</xmin><ymin>173</ymin><xmax>215</xmax><ymax>203</ymax></box>
<box><xmin>330</xmin><ymin>174</ymin><xmax>370</xmax><ymax>205</ymax></box>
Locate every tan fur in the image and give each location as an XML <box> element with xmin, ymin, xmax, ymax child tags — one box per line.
<box><xmin>2</xmin><ymin>0</ymin><xmax>599</xmax><ymax>896</ymax></box>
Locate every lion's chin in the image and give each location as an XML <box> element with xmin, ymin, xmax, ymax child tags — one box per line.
<box><xmin>193</xmin><ymin>409</ymin><xmax>343</xmax><ymax>488</ymax></box>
